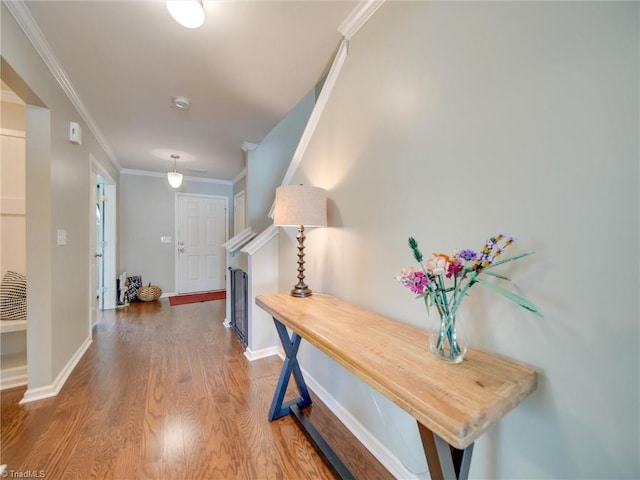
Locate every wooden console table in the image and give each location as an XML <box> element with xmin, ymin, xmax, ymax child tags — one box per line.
<box><xmin>256</xmin><ymin>293</ymin><xmax>537</xmax><ymax>480</ymax></box>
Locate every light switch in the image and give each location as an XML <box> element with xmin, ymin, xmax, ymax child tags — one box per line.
<box><xmin>161</xmin><ymin>236</ymin><xmax>172</xmax><ymax>243</ymax></box>
<box><xmin>57</xmin><ymin>229</ymin><xmax>67</xmax><ymax>246</ymax></box>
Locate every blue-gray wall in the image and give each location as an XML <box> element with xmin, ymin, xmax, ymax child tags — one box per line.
<box><xmin>246</xmin><ymin>89</ymin><xmax>315</xmax><ymax>233</ymax></box>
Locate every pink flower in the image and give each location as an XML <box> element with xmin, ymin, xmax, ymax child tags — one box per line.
<box><xmin>446</xmin><ymin>259</ymin><xmax>463</xmax><ymax>278</ymax></box>
<box><xmin>398</xmin><ymin>268</ymin><xmax>429</xmax><ymax>295</ymax></box>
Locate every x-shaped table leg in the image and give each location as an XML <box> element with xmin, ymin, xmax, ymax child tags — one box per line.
<box><xmin>268</xmin><ymin>318</ymin><xmax>312</xmax><ymax>421</ymax></box>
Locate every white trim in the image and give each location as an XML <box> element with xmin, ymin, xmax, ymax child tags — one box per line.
<box><xmin>264</xmin><ymin>348</ymin><xmax>418</xmax><ymax>478</ymax></box>
<box><xmin>120</xmin><ymin>168</ymin><xmax>232</xmax><ymax>186</ymax></box>
<box><xmin>222</xmin><ymin>227</ymin><xmax>256</xmax><ymax>252</ymax></box>
<box><xmin>0</xmin><ymin>364</ymin><xmax>28</xmax><ymax>390</ymax></box>
<box><xmin>5</xmin><ymin>1</ymin><xmax>122</xmax><ymax>172</ymax></box>
<box><xmin>91</xmin><ymin>154</ymin><xmax>116</xmax><ymax>185</ymax></box>
<box><xmin>91</xmin><ymin>155</ymin><xmax>117</xmax><ymax>310</ymax></box>
<box><xmin>338</xmin><ymin>0</ymin><xmax>386</xmax><ymax>40</ymax></box>
<box><xmin>19</xmin><ymin>336</ymin><xmax>92</xmax><ymax>404</ymax></box>
<box><xmin>174</xmin><ymin>193</ymin><xmax>229</xmax><ymax>294</ymax></box>
<box><xmin>232</xmin><ymin>168</ymin><xmax>247</xmax><ymax>184</ymax></box>
<box><xmin>301</xmin><ymin>365</ymin><xmax>418</xmax><ymax>480</ymax></box>
<box><xmin>0</xmin><ymin>319</ymin><xmax>27</xmax><ymax>334</ymax></box>
<box><xmin>0</xmin><ymin>128</ymin><xmax>26</xmax><ymax>138</ymax></box>
<box><xmin>244</xmin><ymin>345</ymin><xmax>282</xmax><ymax>362</ymax></box>
<box><xmin>240</xmin><ymin>224</ymin><xmax>279</xmax><ymax>256</ymax></box>
<box><xmin>280</xmin><ymin>39</ymin><xmax>349</xmax><ymax>188</ymax></box>
<box><xmin>240</xmin><ymin>142</ymin><xmax>258</xmax><ymax>152</ymax></box>
<box><xmin>269</xmin><ymin>39</ymin><xmax>350</xmax><ymax>219</ymax></box>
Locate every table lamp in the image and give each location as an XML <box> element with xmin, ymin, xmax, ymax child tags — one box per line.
<box><xmin>274</xmin><ymin>185</ymin><xmax>327</xmax><ymax>297</ymax></box>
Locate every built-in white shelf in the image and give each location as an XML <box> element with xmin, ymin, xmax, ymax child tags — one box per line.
<box><xmin>0</xmin><ymin>319</ymin><xmax>27</xmax><ymax>334</ymax></box>
<box><xmin>0</xmin><ymin>352</ymin><xmax>27</xmax><ymax>390</ymax></box>
<box><xmin>1</xmin><ymin>319</ymin><xmax>28</xmax><ymax>390</ymax></box>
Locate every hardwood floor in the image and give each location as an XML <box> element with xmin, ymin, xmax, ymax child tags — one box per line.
<box><xmin>1</xmin><ymin>299</ymin><xmax>394</xmax><ymax>479</ymax></box>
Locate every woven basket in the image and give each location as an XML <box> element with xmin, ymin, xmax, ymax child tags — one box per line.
<box><xmin>137</xmin><ymin>285</ymin><xmax>162</xmax><ymax>302</ymax></box>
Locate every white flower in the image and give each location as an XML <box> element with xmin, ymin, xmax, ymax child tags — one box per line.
<box><xmin>425</xmin><ymin>256</ymin><xmax>446</xmax><ymax>275</ymax></box>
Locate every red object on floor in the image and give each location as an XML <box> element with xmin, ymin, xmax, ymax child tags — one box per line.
<box><xmin>168</xmin><ymin>290</ymin><xmax>226</xmax><ymax>306</ymax></box>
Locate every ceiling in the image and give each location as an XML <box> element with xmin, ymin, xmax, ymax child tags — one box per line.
<box><xmin>13</xmin><ymin>1</ymin><xmax>358</xmax><ymax>182</ymax></box>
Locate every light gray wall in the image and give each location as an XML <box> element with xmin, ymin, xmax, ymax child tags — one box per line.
<box><xmin>246</xmin><ymin>89</ymin><xmax>315</xmax><ymax>233</ymax></box>
<box><xmin>118</xmin><ymin>172</ymin><xmax>232</xmax><ymax>294</ymax></box>
<box><xmin>281</xmin><ymin>2</ymin><xmax>639</xmax><ymax>478</ymax></box>
<box><xmin>2</xmin><ymin>3</ymin><xmax>119</xmax><ymax>389</ymax></box>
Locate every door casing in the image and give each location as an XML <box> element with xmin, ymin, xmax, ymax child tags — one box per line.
<box><xmin>175</xmin><ymin>193</ymin><xmax>228</xmax><ymax>294</ymax></box>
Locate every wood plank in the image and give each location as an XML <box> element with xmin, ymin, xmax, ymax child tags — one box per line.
<box><xmin>256</xmin><ymin>292</ymin><xmax>537</xmax><ymax>449</ymax></box>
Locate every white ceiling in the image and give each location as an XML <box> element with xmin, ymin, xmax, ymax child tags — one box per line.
<box><xmin>17</xmin><ymin>0</ymin><xmax>358</xmax><ymax>181</ymax></box>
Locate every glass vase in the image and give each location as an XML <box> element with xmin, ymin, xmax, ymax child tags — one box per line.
<box><xmin>428</xmin><ymin>306</ymin><xmax>467</xmax><ymax>363</ymax></box>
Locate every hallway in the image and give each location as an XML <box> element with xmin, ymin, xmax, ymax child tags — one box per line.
<box><xmin>1</xmin><ymin>299</ymin><xmax>392</xmax><ymax>479</ymax></box>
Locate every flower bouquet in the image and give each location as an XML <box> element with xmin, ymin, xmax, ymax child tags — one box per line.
<box><xmin>396</xmin><ymin>233</ymin><xmax>539</xmax><ymax>363</ymax></box>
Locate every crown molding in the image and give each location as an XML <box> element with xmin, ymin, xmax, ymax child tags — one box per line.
<box><xmin>4</xmin><ymin>0</ymin><xmax>122</xmax><ymax>171</ymax></box>
<box><xmin>241</xmin><ymin>141</ymin><xmax>258</xmax><ymax>152</ymax></box>
<box><xmin>120</xmin><ymin>168</ymin><xmax>232</xmax><ymax>185</ymax></box>
<box><xmin>338</xmin><ymin>0</ymin><xmax>386</xmax><ymax>40</ymax></box>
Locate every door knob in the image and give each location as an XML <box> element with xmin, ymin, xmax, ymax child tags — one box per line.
<box><xmin>178</xmin><ymin>248</ymin><xmax>185</xmax><ymax>253</ymax></box>
<box><xmin>95</xmin><ymin>253</ymin><xmax>103</xmax><ymax>258</ymax></box>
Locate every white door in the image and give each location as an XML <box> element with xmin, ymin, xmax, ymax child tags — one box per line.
<box><xmin>89</xmin><ymin>172</ymin><xmax>100</xmax><ymax>326</ymax></box>
<box><xmin>177</xmin><ymin>194</ymin><xmax>227</xmax><ymax>293</ymax></box>
<box><xmin>95</xmin><ymin>184</ymin><xmax>105</xmax><ymax>310</ymax></box>
<box><xmin>90</xmin><ymin>157</ymin><xmax>117</xmax><ymax>314</ymax></box>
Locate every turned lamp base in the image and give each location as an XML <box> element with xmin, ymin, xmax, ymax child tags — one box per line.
<box><xmin>291</xmin><ymin>286</ymin><xmax>313</xmax><ymax>297</ymax></box>
<box><xmin>290</xmin><ymin>225</ymin><xmax>314</xmax><ymax>297</ymax></box>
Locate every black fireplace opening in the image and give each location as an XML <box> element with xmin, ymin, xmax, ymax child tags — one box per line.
<box><xmin>229</xmin><ymin>267</ymin><xmax>248</xmax><ymax>347</ymax></box>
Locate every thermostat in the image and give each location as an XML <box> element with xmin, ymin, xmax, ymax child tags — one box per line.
<box><xmin>69</xmin><ymin>122</ymin><xmax>82</xmax><ymax>145</ymax></box>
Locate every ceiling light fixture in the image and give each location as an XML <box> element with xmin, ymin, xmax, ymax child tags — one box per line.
<box><xmin>167</xmin><ymin>154</ymin><xmax>183</xmax><ymax>188</ymax></box>
<box><xmin>172</xmin><ymin>96</ymin><xmax>191</xmax><ymax>109</ymax></box>
<box><xmin>166</xmin><ymin>0</ymin><xmax>205</xmax><ymax>29</ymax></box>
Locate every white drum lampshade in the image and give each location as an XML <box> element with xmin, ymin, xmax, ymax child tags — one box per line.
<box><xmin>274</xmin><ymin>185</ymin><xmax>327</xmax><ymax>297</ymax></box>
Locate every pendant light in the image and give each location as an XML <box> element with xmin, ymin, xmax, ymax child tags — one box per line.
<box><xmin>167</xmin><ymin>154</ymin><xmax>183</xmax><ymax>188</ymax></box>
<box><xmin>166</xmin><ymin>0</ymin><xmax>205</xmax><ymax>29</ymax></box>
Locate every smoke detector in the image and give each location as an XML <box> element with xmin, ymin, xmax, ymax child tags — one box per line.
<box><xmin>172</xmin><ymin>96</ymin><xmax>191</xmax><ymax>109</ymax></box>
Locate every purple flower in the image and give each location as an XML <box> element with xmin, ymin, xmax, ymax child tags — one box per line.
<box><xmin>458</xmin><ymin>249</ymin><xmax>478</xmax><ymax>261</ymax></box>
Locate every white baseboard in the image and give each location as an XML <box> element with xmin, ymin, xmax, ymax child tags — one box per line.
<box><xmin>0</xmin><ymin>365</ymin><xmax>27</xmax><ymax>390</ymax></box>
<box><xmin>300</xmin><ymin>369</ymin><xmax>417</xmax><ymax>479</ymax></box>
<box><xmin>20</xmin><ymin>336</ymin><xmax>92</xmax><ymax>404</ymax></box>
<box><xmin>244</xmin><ymin>345</ymin><xmax>281</xmax><ymax>361</ymax></box>
<box><xmin>263</xmin><ymin>351</ymin><xmax>417</xmax><ymax>479</ymax></box>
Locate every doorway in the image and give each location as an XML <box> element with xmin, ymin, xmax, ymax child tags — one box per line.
<box><xmin>175</xmin><ymin>193</ymin><xmax>227</xmax><ymax>294</ymax></box>
<box><xmin>90</xmin><ymin>156</ymin><xmax>116</xmax><ymax>328</ymax></box>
